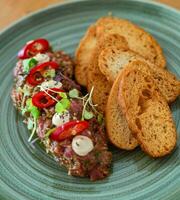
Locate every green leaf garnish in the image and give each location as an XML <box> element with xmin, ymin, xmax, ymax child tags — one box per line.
<box><xmin>69</xmin><ymin>89</ymin><xmax>79</xmax><ymax>98</ymax></box>
<box><xmin>25</xmin><ymin>98</ymin><xmax>40</xmax><ymax>119</ymax></box>
<box><xmin>55</xmin><ymin>98</ymin><xmax>70</xmax><ymax>114</ymax></box>
<box><xmin>83</xmin><ymin>110</ymin><xmax>94</xmax><ymax>120</ymax></box>
<box><xmin>60</xmin><ymin>98</ymin><xmax>70</xmax><ymax>109</ymax></box>
<box><xmin>55</xmin><ymin>101</ymin><xmax>65</xmax><ymax>113</ymax></box>
<box><xmin>30</xmin><ymin>106</ymin><xmax>40</xmax><ymax>119</ymax></box>
<box><xmin>23</xmin><ymin>58</ymin><xmax>37</xmax><ymax>73</ymax></box>
<box><xmin>43</xmin><ymin>69</ymin><xmax>55</xmax><ymax>78</ymax></box>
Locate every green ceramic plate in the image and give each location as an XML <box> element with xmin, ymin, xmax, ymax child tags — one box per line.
<box><xmin>0</xmin><ymin>0</ymin><xmax>179</xmax><ymax>199</ymax></box>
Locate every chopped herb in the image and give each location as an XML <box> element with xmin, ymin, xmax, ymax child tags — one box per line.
<box><xmin>43</xmin><ymin>69</ymin><xmax>55</xmax><ymax>78</ymax></box>
<box><xmin>30</xmin><ymin>106</ymin><xmax>40</xmax><ymax>119</ymax></box>
<box><xmin>59</xmin><ymin>92</ymin><xmax>67</xmax><ymax>99</ymax></box>
<box><xmin>60</xmin><ymin>98</ymin><xmax>70</xmax><ymax>109</ymax></box>
<box><xmin>76</xmin><ymin>142</ymin><xmax>80</xmax><ymax>147</ymax></box>
<box><xmin>69</xmin><ymin>89</ymin><xmax>79</xmax><ymax>98</ymax></box>
<box><xmin>83</xmin><ymin>109</ymin><xmax>94</xmax><ymax>120</ymax></box>
<box><xmin>55</xmin><ymin>101</ymin><xmax>65</xmax><ymax>113</ymax></box>
<box><xmin>23</xmin><ymin>58</ymin><xmax>37</xmax><ymax>73</ymax></box>
<box><xmin>55</xmin><ymin>98</ymin><xmax>70</xmax><ymax>114</ymax></box>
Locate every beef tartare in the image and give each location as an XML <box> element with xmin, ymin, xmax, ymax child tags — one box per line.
<box><xmin>11</xmin><ymin>38</ymin><xmax>112</xmax><ymax>181</ymax></box>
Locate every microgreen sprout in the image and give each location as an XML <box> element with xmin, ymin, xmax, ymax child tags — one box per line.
<box><xmin>38</xmin><ymin>85</ymin><xmax>59</xmax><ymax>102</ymax></box>
<box><xmin>28</xmin><ymin>117</ymin><xmax>37</xmax><ymax>142</ymax></box>
<box><xmin>69</xmin><ymin>87</ymin><xmax>102</xmax><ymax>120</ymax></box>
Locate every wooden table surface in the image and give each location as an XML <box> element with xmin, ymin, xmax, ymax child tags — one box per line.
<box><xmin>0</xmin><ymin>0</ymin><xmax>179</xmax><ymax>31</ymax></box>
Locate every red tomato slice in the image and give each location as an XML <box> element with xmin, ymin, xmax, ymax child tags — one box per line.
<box><xmin>18</xmin><ymin>38</ymin><xmax>50</xmax><ymax>59</ymax></box>
<box><xmin>50</xmin><ymin>121</ymin><xmax>89</xmax><ymax>141</ymax></box>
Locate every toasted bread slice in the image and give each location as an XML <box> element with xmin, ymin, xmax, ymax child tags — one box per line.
<box><xmin>87</xmin><ymin>34</ymin><xmax>129</xmax><ymax>112</ymax></box>
<box><xmin>87</xmin><ymin>48</ymin><xmax>112</xmax><ymax>113</ymax></box>
<box><xmin>75</xmin><ymin>25</ymin><xmax>97</xmax><ymax>86</ymax></box>
<box><xmin>118</xmin><ymin>65</ymin><xmax>177</xmax><ymax>157</ymax></box>
<box><xmin>106</xmin><ymin>71</ymin><xmax>138</xmax><ymax>150</ymax></box>
<box><xmin>99</xmin><ymin>50</ymin><xmax>180</xmax><ymax>103</ymax></box>
<box><xmin>96</xmin><ymin>16</ymin><xmax>166</xmax><ymax>68</ymax></box>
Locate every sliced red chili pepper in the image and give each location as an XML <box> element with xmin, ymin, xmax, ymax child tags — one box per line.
<box><xmin>18</xmin><ymin>38</ymin><xmax>50</xmax><ymax>59</ymax></box>
<box><xmin>50</xmin><ymin>120</ymin><xmax>89</xmax><ymax>141</ymax></box>
<box><xmin>32</xmin><ymin>88</ymin><xmax>63</xmax><ymax>108</ymax></box>
<box><xmin>26</xmin><ymin>61</ymin><xmax>59</xmax><ymax>86</ymax></box>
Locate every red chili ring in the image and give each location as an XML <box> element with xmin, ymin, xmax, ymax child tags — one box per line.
<box><xmin>26</xmin><ymin>61</ymin><xmax>59</xmax><ymax>86</ymax></box>
<box><xmin>18</xmin><ymin>38</ymin><xmax>50</xmax><ymax>59</ymax></box>
<box><xmin>32</xmin><ymin>88</ymin><xmax>63</xmax><ymax>108</ymax></box>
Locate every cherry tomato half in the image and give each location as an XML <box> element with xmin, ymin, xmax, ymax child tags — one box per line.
<box><xmin>26</xmin><ymin>61</ymin><xmax>59</xmax><ymax>86</ymax></box>
<box><xmin>50</xmin><ymin>120</ymin><xmax>89</xmax><ymax>141</ymax></box>
<box><xmin>18</xmin><ymin>38</ymin><xmax>50</xmax><ymax>59</ymax></box>
<box><xmin>32</xmin><ymin>88</ymin><xmax>63</xmax><ymax>108</ymax></box>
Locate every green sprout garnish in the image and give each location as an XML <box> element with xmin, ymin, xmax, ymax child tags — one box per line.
<box><xmin>68</xmin><ymin>87</ymin><xmax>103</xmax><ymax>121</ymax></box>
<box><xmin>69</xmin><ymin>89</ymin><xmax>79</xmax><ymax>98</ymax></box>
<box><xmin>83</xmin><ymin>110</ymin><xmax>94</xmax><ymax>120</ymax></box>
<box><xmin>45</xmin><ymin>128</ymin><xmax>56</xmax><ymax>138</ymax></box>
<box><xmin>27</xmin><ymin>118</ymin><xmax>34</xmax><ymax>130</ymax></box>
<box><xmin>81</xmin><ymin>87</ymin><xmax>96</xmax><ymax>120</ymax></box>
<box><xmin>28</xmin><ymin>117</ymin><xmax>37</xmax><ymax>142</ymax></box>
<box><xmin>26</xmin><ymin>99</ymin><xmax>40</xmax><ymax>142</ymax></box>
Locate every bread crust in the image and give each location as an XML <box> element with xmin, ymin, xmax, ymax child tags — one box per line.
<box><xmin>75</xmin><ymin>25</ymin><xmax>97</xmax><ymax>86</ymax></box>
<box><xmin>106</xmin><ymin>70</ymin><xmax>138</xmax><ymax>150</ymax></box>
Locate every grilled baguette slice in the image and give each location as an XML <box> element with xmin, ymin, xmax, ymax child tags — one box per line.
<box><xmin>106</xmin><ymin>70</ymin><xmax>138</xmax><ymax>150</ymax></box>
<box><xmin>99</xmin><ymin>50</ymin><xmax>180</xmax><ymax>103</ymax></box>
<box><xmin>118</xmin><ymin>64</ymin><xmax>177</xmax><ymax>157</ymax></box>
<box><xmin>87</xmin><ymin>34</ymin><xmax>128</xmax><ymax>113</ymax></box>
<box><xmin>75</xmin><ymin>25</ymin><xmax>97</xmax><ymax>86</ymax></box>
<box><xmin>96</xmin><ymin>16</ymin><xmax>166</xmax><ymax>68</ymax></box>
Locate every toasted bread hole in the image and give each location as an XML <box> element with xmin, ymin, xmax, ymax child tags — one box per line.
<box><xmin>147</xmin><ymin>84</ymin><xmax>151</xmax><ymax>89</ymax></box>
<box><xmin>153</xmin><ymin>115</ymin><xmax>158</xmax><ymax>120</ymax></box>
<box><xmin>142</xmin><ymin>89</ymin><xmax>151</xmax><ymax>99</ymax></box>
<box><xmin>137</xmin><ymin>96</ymin><xmax>144</xmax><ymax>115</ymax></box>
<box><xmin>144</xmin><ymin>76</ymin><xmax>151</xmax><ymax>83</ymax></box>
<box><xmin>135</xmin><ymin>118</ymin><xmax>142</xmax><ymax>130</ymax></box>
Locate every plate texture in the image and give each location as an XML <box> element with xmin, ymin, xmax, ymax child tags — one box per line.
<box><xmin>0</xmin><ymin>0</ymin><xmax>179</xmax><ymax>199</ymax></box>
